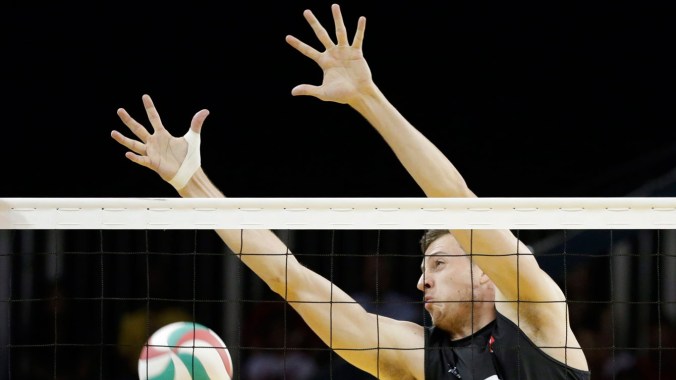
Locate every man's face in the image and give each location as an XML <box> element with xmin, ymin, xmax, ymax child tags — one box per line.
<box><xmin>417</xmin><ymin>233</ymin><xmax>478</xmax><ymax>329</ymax></box>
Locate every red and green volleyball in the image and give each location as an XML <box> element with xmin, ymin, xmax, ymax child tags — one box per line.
<box><xmin>138</xmin><ymin>321</ymin><xmax>233</xmax><ymax>380</ymax></box>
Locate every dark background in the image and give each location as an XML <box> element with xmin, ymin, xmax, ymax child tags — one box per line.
<box><xmin>4</xmin><ymin>1</ymin><xmax>675</xmax><ymax>199</ymax></box>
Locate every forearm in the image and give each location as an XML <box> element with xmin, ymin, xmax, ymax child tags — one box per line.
<box><xmin>350</xmin><ymin>85</ymin><xmax>474</xmax><ymax>198</ymax></box>
<box><xmin>177</xmin><ymin>169</ymin><xmax>300</xmax><ymax>294</ymax></box>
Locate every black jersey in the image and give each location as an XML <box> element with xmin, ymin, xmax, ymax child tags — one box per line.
<box><xmin>425</xmin><ymin>311</ymin><xmax>590</xmax><ymax>380</ymax></box>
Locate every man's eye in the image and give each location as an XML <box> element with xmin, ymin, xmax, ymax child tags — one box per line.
<box><xmin>435</xmin><ymin>260</ymin><xmax>444</xmax><ymax>267</ymax></box>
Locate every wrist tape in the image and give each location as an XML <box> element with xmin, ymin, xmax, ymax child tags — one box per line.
<box><xmin>168</xmin><ymin>129</ymin><xmax>201</xmax><ymax>190</ymax></box>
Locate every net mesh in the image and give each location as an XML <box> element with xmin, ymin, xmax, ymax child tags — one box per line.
<box><xmin>1</xmin><ymin>197</ymin><xmax>675</xmax><ymax>379</ymax></box>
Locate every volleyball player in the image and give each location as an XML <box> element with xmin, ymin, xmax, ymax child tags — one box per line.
<box><xmin>112</xmin><ymin>4</ymin><xmax>590</xmax><ymax>379</ymax></box>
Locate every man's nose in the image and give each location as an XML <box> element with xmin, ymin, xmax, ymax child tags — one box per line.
<box><xmin>416</xmin><ymin>273</ymin><xmax>429</xmax><ymax>291</ymax></box>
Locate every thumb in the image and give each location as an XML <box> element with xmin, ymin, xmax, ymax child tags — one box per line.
<box><xmin>169</xmin><ymin>109</ymin><xmax>208</xmax><ymax>191</ymax></box>
<box><xmin>291</xmin><ymin>84</ymin><xmax>321</xmax><ymax>98</ymax></box>
<box><xmin>190</xmin><ymin>109</ymin><xmax>210</xmax><ymax>134</ymax></box>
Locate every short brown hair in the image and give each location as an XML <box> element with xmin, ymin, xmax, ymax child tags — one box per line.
<box><xmin>419</xmin><ymin>229</ymin><xmax>451</xmax><ymax>253</ymax></box>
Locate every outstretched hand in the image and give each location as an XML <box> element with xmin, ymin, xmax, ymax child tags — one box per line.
<box><xmin>285</xmin><ymin>4</ymin><xmax>373</xmax><ymax>105</ymax></box>
<box><xmin>111</xmin><ymin>94</ymin><xmax>209</xmax><ymax>186</ymax></box>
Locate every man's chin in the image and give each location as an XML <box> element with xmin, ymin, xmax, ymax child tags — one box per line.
<box><xmin>425</xmin><ymin>304</ymin><xmax>440</xmax><ymax>324</ymax></box>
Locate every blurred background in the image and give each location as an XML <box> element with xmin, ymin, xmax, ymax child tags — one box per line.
<box><xmin>3</xmin><ymin>0</ymin><xmax>676</xmax><ymax>379</ymax></box>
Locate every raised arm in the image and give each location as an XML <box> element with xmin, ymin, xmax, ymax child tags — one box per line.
<box><xmin>286</xmin><ymin>4</ymin><xmax>587</xmax><ymax>369</ymax></box>
<box><xmin>285</xmin><ymin>2</ymin><xmax>535</xmax><ymax>300</ymax></box>
<box><xmin>111</xmin><ymin>94</ymin><xmax>424</xmax><ymax>379</ymax></box>
<box><xmin>285</xmin><ymin>4</ymin><xmax>469</xmax><ymax>200</ymax></box>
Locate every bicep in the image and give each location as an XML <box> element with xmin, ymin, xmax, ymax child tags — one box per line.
<box><xmin>451</xmin><ymin>229</ymin><xmax>565</xmax><ymax>304</ymax></box>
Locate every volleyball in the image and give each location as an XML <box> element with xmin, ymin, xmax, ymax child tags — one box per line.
<box><xmin>138</xmin><ymin>321</ymin><xmax>233</xmax><ymax>380</ymax></box>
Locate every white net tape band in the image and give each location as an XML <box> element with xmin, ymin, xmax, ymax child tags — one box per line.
<box><xmin>1</xmin><ymin>197</ymin><xmax>675</xmax><ymax>230</ymax></box>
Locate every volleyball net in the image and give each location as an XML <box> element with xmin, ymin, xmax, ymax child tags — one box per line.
<box><xmin>1</xmin><ymin>197</ymin><xmax>675</xmax><ymax>379</ymax></box>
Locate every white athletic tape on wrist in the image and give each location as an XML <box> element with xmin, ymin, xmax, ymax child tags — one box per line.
<box><xmin>168</xmin><ymin>129</ymin><xmax>201</xmax><ymax>190</ymax></box>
